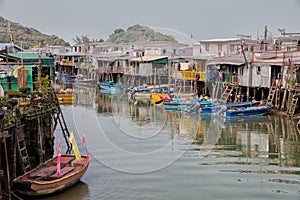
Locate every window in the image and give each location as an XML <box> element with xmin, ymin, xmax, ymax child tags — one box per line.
<box><xmin>205</xmin><ymin>44</ymin><xmax>210</xmax><ymax>52</ymax></box>
<box><xmin>218</xmin><ymin>44</ymin><xmax>222</xmax><ymax>52</ymax></box>
<box><xmin>250</xmin><ymin>46</ymin><xmax>254</xmax><ymax>52</ymax></box>
<box><xmin>230</xmin><ymin>45</ymin><xmax>234</xmax><ymax>52</ymax></box>
<box><xmin>257</xmin><ymin>66</ymin><xmax>261</xmax><ymax>75</ymax></box>
<box><xmin>162</xmin><ymin>49</ymin><xmax>166</xmax><ymax>54</ymax></box>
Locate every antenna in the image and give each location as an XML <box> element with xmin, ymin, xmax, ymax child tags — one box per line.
<box><xmin>7</xmin><ymin>22</ymin><xmax>13</xmax><ymax>44</ymax></box>
<box><xmin>237</xmin><ymin>34</ymin><xmax>251</xmax><ymax>39</ymax></box>
<box><xmin>277</xmin><ymin>28</ymin><xmax>285</xmax><ymax>37</ymax></box>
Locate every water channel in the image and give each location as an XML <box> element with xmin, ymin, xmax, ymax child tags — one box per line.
<box><xmin>33</xmin><ymin>85</ymin><xmax>300</xmax><ymax>200</ymax></box>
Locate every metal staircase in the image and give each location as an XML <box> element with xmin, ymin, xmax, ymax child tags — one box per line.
<box><xmin>16</xmin><ymin>124</ymin><xmax>31</xmax><ymax>173</ymax></box>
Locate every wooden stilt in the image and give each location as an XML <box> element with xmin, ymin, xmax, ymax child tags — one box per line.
<box><xmin>3</xmin><ymin>131</ymin><xmax>10</xmax><ymax>196</ymax></box>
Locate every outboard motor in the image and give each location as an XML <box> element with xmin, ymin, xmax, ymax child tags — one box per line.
<box><xmin>188</xmin><ymin>102</ymin><xmax>200</xmax><ymax>113</ymax></box>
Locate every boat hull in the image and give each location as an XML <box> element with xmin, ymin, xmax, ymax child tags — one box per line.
<box><xmin>151</xmin><ymin>93</ymin><xmax>173</xmax><ymax>101</ymax></box>
<box><xmin>225</xmin><ymin>106</ymin><xmax>268</xmax><ymax>117</ymax></box>
<box><xmin>13</xmin><ymin>155</ymin><xmax>90</xmax><ymax>197</ymax></box>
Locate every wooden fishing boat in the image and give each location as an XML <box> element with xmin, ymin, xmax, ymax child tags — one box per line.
<box><xmin>56</xmin><ymin>93</ymin><xmax>76</xmax><ymax>105</ymax></box>
<box><xmin>13</xmin><ymin>154</ymin><xmax>90</xmax><ymax>197</ymax></box>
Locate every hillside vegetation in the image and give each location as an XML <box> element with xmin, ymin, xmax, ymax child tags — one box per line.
<box><xmin>0</xmin><ymin>16</ymin><xmax>69</xmax><ymax>48</ymax></box>
<box><xmin>106</xmin><ymin>24</ymin><xmax>178</xmax><ymax>44</ymax></box>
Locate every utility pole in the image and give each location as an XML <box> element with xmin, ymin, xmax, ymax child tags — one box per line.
<box><xmin>264</xmin><ymin>25</ymin><xmax>268</xmax><ymax>40</ymax></box>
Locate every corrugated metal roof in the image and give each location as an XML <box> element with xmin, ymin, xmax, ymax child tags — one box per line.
<box><xmin>199</xmin><ymin>38</ymin><xmax>241</xmax><ymax>43</ymax></box>
<box><xmin>208</xmin><ymin>61</ymin><xmax>245</xmax><ymax>66</ymax></box>
<box><xmin>208</xmin><ymin>55</ymin><xmax>248</xmax><ymax>66</ymax></box>
<box><xmin>8</xmin><ymin>53</ymin><xmax>53</xmax><ymax>60</ymax></box>
<box><xmin>130</xmin><ymin>56</ymin><xmax>168</xmax><ymax>62</ymax></box>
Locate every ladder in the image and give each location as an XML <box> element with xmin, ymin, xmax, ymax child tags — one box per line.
<box><xmin>287</xmin><ymin>94</ymin><xmax>298</xmax><ymax>117</ymax></box>
<box><xmin>266</xmin><ymin>86</ymin><xmax>277</xmax><ymax>105</ymax></box>
<box><xmin>287</xmin><ymin>119</ymin><xmax>299</xmax><ymax>143</ymax></box>
<box><xmin>220</xmin><ymin>84</ymin><xmax>233</xmax><ymax>103</ymax></box>
<box><xmin>16</xmin><ymin>124</ymin><xmax>31</xmax><ymax>173</ymax></box>
<box><xmin>52</xmin><ymin>95</ymin><xmax>72</xmax><ymax>154</ymax></box>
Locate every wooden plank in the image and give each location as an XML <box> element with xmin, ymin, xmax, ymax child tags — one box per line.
<box><xmin>29</xmin><ymin>166</ymin><xmax>57</xmax><ymax>178</ymax></box>
<box><xmin>48</xmin><ymin>166</ymin><xmax>75</xmax><ymax>178</ymax></box>
<box><xmin>33</xmin><ymin>157</ymin><xmax>76</xmax><ymax>180</ymax></box>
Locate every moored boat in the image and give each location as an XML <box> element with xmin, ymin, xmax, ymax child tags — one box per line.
<box><xmin>12</xmin><ymin>154</ymin><xmax>90</xmax><ymax>197</ymax></box>
<box><xmin>98</xmin><ymin>81</ymin><xmax>122</xmax><ymax>90</ymax></box>
<box><xmin>224</xmin><ymin>105</ymin><xmax>269</xmax><ymax>117</ymax></box>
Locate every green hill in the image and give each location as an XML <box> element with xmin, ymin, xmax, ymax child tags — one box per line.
<box><xmin>0</xmin><ymin>16</ymin><xmax>69</xmax><ymax>48</ymax></box>
<box><xmin>107</xmin><ymin>24</ymin><xmax>178</xmax><ymax>43</ymax></box>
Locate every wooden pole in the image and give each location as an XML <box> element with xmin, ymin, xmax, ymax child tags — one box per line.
<box><xmin>241</xmin><ymin>41</ymin><xmax>251</xmax><ymax>101</ymax></box>
<box><xmin>38</xmin><ymin>55</ymin><xmax>42</xmax><ymax>91</ymax></box>
<box><xmin>37</xmin><ymin>117</ymin><xmax>44</xmax><ymax>163</ymax></box>
<box><xmin>3</xmin><ymin>131</ymin><xmax>10</xmax><ymax>196</ymax></box>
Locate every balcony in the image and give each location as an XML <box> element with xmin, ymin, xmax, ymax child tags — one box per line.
<box><xmin>173</xmin><ymin>70</ymin><xmax>206</xmax><ymax>81</ymax></box>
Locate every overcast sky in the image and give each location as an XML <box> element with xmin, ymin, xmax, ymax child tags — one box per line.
<box><xmin>0</xmin><ymin>0</ymin><xmax>300</xmax><ymax>44</ymax></box>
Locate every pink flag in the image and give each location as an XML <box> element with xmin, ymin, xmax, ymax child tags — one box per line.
<box><xmin>56</xmin><ymin>139</ymin><xmax>61</xmax><ymax>176</ymax></box>
<box><xmin>82</xmin><ymin>135</ymin><xmax>86</xmax><ymax>146</ymax></box>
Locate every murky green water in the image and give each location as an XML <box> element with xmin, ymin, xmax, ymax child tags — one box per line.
<box><xmin>18</xmin><ymin>86</ymin><xmax>300</xmax><ymax>200</ymax></box>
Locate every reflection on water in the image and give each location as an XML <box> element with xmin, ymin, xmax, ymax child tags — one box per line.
<box><xmin>14</xmin><ymin>181</ymin><xmax>90</xmax><ymax>200</ymax></box>
<box><xmin>93</xmin><ymin>92</ymin><xmax>300</xmax><ymax>170</ymax></box>
<box><xmin>40</xmin><ymin>181</ymin><xmax>90</xmax><ymax>200</ymax></box>
<box><xmin>52</xmin><ymin>87</ymin><xmax>300</xmax><ymax>199</ymax></box>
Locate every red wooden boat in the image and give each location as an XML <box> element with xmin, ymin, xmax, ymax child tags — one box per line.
<box><xmin>12</xmin><ymin>154</ymin><xmax>90</xmax><ymax>196</ymax></box>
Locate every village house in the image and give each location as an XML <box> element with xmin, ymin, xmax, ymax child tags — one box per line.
<box><xmin>0</xmin><ymin>46</ymin><xmax>55</xmax><ymax>90</ymax></box>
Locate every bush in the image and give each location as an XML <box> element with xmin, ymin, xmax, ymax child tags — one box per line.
<box><xmin>7</xmin><ymin>99</ymin><xmax>18</xmax><ymax>108</ymax></box>
<box><xmin>19</xmin><ymin>87</ymin><xmax>31</xmax><ymax>96</ymax></box>
<box><xmin>6</xmin><ymin>90</ymin><xmax>22</xmax><ymax>98</ymax></box>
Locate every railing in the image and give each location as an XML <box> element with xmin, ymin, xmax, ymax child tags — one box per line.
<box><xmin>173</xmin><ymin>70</ymin><xmax>206</xmax><ymax>81</ymax></box>
<box><xmin>61</xmin><ymin>61</ymin><xmax>74</xmax><ymax>66</ymax></box>
<box><xmin>98</xmin><ymin>66</ymin><xmax>124</xmax><ymax>74</ymax></box>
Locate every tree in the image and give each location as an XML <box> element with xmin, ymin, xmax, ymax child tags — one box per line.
<box><xmin>106</xmin><ymin>24</ymin><xmax>177</xmax><ymax>44</ymax></box>
<box><xmin>113</xmin><ymin>28</ymin><xmax>125</xmax><ymax>35</ymax></box>
<box><xmin>73</xmin><ymin>35</ymin><xmax>103</xmax><ymax>44</ymax></box>
<box><xmin>73</xmin><ymin>35</ymin><xmax>82</xmax><ymax>44</ymax></box>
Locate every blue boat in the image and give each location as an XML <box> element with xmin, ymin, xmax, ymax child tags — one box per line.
<box><xmin>225</xmin><ymin>101</ymin><xmax>259</xmax><ymax>108</ymax></box>
<box><xmin>99</xmin><ymin>88</ymin><xmax>121</xmax><ymax>95</ymax></box>
<box><xmin>60</xmin><ymin>74</ymin><xmax>78</xmax><ymax>83</ymax></box>
<box><xmin>192</xmin><ymin>101</ymin><xmax>262</xmax><ymax>114</ymax></box>
<box><xmin>98</xmin><ymin>81</ymin><xmax>123</xmax><ymax>90</ymax></box>
<box><xmin>225</xmin><ymin>105</ymin><xmax>269</xmax><ymax>117</ymax></box>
